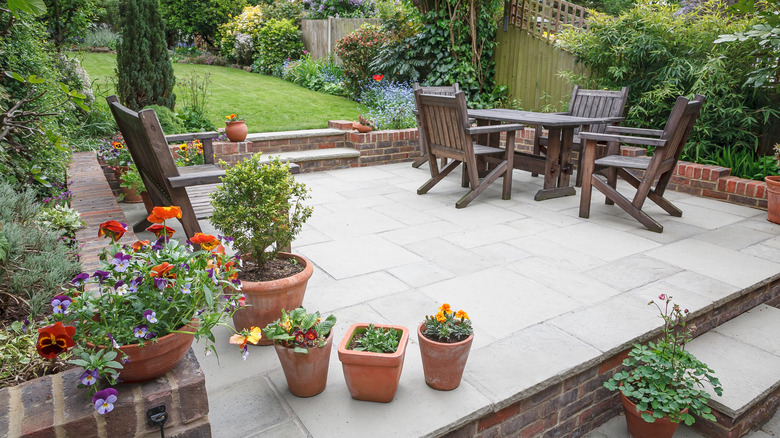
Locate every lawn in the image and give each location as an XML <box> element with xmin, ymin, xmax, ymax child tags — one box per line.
<box><xmin>77</xmin><ymin>52</ymin><xmax>361</xmax><ymax>133</ymax></box>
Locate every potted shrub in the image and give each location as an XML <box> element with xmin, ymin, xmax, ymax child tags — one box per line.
<box><xmin>262</xmin><ymin>307</ymin><xmax>337</xmax><ymax>397</ymax></box>
<box><xmin>337</xmin><ymin>323</ymin><xmax>409</xmax><ymax>402</ymax></box>
<box><xmin>37</xmin><ymin>206</ymin><xmax>246</xmax><ymax>414</ymax></box>
<box><xmin>224</xmin><ymin>113</ymin><xmax>248</xmax><ymax>142</ymax></box>
<box><xmin>604</xmin><ymin>294</ymin><xmax>723</xmax><ymax>438</ymax></box>
<box><xmin>210</xmin><ymin>153</ymin><xmax>313</xmax><ymax>345</ymax></box>
<box><xmin>418</xmin><ymin>303</ymin><xmax>474</xmax><ymax>391</ymax></box>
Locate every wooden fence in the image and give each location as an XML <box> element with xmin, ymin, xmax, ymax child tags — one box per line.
<box><xmin>301</xmin><ymin>18</ymin><xmax>380</xmax><ymax>62</ymax></box>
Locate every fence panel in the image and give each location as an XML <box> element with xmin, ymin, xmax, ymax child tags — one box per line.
<box><xmin>301</xmin><ymin>18</ymin><xmax>381</xmax><ymax>62</ymax></box>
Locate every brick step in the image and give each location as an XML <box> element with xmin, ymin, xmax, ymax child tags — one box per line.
<box><xmin>686</xmin><ymin>304</ymin><xmax>780</xmax><ymax>438</ymax></box>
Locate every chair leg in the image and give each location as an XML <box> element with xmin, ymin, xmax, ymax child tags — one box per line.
<box><xmin>418</xmin><ymin>160</ymin><xmax>461</xmax><ymax>195</ymax></box>
<box><xmin>502</xmin><ymin>131</ymin><xmax>515</xmax><ymax>200</ymax></box>
<box><xmin>592</xmin><ymin>177</ymin><xmax>663</xmax><ymax>232</ymax></box>
<box><xmin>617</xmin><ymin>169</ymin><xmax>682</xmax><ymax>217</ymax></box>
<box><xmin>604</xmin><ymin>167</ymin><xmax>618</xmax><ymax>205</ymax></box>
<box><xmin>579</xmin><ymin>140</ymin><xmax>597</xmax><ymax>219</ymax></box>
<box><xmin>456</xmin><ymin>161</ymin><xmax>507</xmax><ymax>208</ymax></box>
<box><xmin>412</xmin><ymin>153</ymin><xmax>429</xmax><ymax>168</ymax></box>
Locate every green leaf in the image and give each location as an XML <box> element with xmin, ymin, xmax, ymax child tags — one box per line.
<box><xmin>7</xmin><ymin>0</ymin><xmax>46</xmax><ymax>17</ymax></box>
<box><xmin>27</xmin><ymin>75</ymin><xmax>45</xmax><ymax>84</ymax></box>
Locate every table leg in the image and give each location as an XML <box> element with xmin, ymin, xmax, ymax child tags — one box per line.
<box><xmin>559</xmin><ymin>126</ymin><xmax>574</xmax><ymax>187</ymax></box>
<box><xmin>534</xmin><ymin>126</ymin><xmax>576</xmax><ymax>201</ymax></box>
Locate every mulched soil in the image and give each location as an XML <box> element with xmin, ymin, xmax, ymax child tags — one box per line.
<box><xmin>239</xmin><ymin>257</ymin><xmax>304</xmax><ymax>282</ymax></box>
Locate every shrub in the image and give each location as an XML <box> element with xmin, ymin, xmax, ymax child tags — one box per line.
<box><xmin>335</xmin><ymin>24</ymin><xmax>389</xmax><ymax>96</ymax></box>
<box><xmin>143</xmin><ymin>105</ymin><xmax>185</xmax><ymax>134</ymax></box>
<box><xmin>358</xmin><ymin>79</ymin><xmax>416</xmax><ymax>130</ymax></box>
<box><xmin>82</xmin><ymin>25</ymin><xmax>122</xmax><ymax>50</ymax></box>
<box><xmin>281</xmin><ymin>54</ymin><xmax>346</xmax><ymax>96</ymax></box>
<box><xmin>159</xmin><ymin>0</ymin><xmax>248</xmax><ymax>46</ymax></box>
<box><xmin>370</xmin><ymin>0</ymin><xmax>427</xmax><ymax>83</ymax></box>
<box><xmin>262</xmin><ymin>0</ymin><xmax>305</xmax><ymax>25</ymax></box>
<box><xmin>303</xmin><ymin>0</ymin><xmax>376</xmax><ymax>19</ymax></box>
<box><xmin>217</xmin><ymin>5</ymin><xmax>266</xmax><ymax>63</ymax></box>
<box><xmin>253</xmin><ymin>18</ymin><xmax>304</xmax><ymax>75</ymax></box>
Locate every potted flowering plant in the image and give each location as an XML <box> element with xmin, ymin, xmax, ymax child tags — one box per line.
<box><xmin>262</xmin><ymin>307</ymin><xmax>337</xmax><ymax>397</ymax></box>
<box><xmin>337</xmin><ymin>322</ymin><xmax>409</xmax><ymax>402</ymax></box>
<box><xmin>210</xmin><ymin>153</ymin><xmax>313</xmax><ymax>344</ymax></box>
<box><xmin>36</xmin><ymin>206</ymin><xmax>245</xmax><ymax>415</ymax></box>
<box><xmin>418</xmin><ymin>303</ymin><xmax>474</xmax><ymax>391</ymax></box>
<box><xmin>224</xmin><ymin>113</ymin><xmax>247</xmax><ymax>141</ymax></box>
<box><xmin>765</xmin><ymin>143</ymin><xmax>780</xmax><ymax>224</ymax></box>
<box><xmin>604</xmin><ymin>295</ymin><xmax>723</xmax><ymax>438</ymax></box>
<box><xmin>96</xmin><ymin>133</ymin><xmax>134</xmax><ymax>183</ymax></box>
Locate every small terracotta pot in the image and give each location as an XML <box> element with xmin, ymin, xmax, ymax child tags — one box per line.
<box><xmin>87</xmin><ymin>320</ymin><xmax>197</xmax><ymax>383</ymax></box>
<box><xmin>119</xmin><ymin>185</ymin><xmax>143</xmax><ymax>203</ymax></box>
<box><xmin>352</xmin><ymin>122</ymin><xmax>372</xmax><ymax>133</ymax></box>
<box><xmin>232</xmin><ymin>253</ymin><xmax>313</xmax><ymax>346</ymax></box>
<box><xmin>417</xmin><ymin>323</ymin><xmax>473</xmax><ymax>391</ymax></box>
<box><xmin>337</xmin><ymin>323</ymin><xmax>409</xmax><ymax>403</ymax></box>
<box><xmin>273</xmin><ymin>331</ymin><xmax>333</xmax><ymax>397</ymax></box>
<box><xmin>225</xmin><ymin>120</ymin><xmax>248</xmax><ymax>142</ymax></box>
<box><xmin>620</xmin><ymin>390</ymin><xmax>687</xmax><ymax>438</ymax></box>
<box><xmin>765</xmin><ymin>175</ymin><xmax>780</xmax><ymax>224</ymax></box>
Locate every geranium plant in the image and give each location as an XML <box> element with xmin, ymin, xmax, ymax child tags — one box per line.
<box><xmin>604</xmin><ymin>295</ymin><xmax>723</xmax><ymax>425</ymax></box>
<box><xmin>37</xmin><ymin>206</ymin><xmax>245</xmax><ymax>414</ymax></box>
<box><xmin>421</xmin><ymin>303</ymin><xmax>473</xmax><ymax>343</ymax></box>
<box><xmin>263</xmin><ymin>307</ymin><xmax>337</xmax><ymax>353</ymax></box>
<box><xmin>225</xmin><ymin>113</ymin><xmax>245</xmax><ymax>122</ymax></box>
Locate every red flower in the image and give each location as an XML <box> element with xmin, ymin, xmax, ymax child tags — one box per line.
<box><xmin>37</xmin><ymin>322</ymin><xmax>76</xmax><ymax>359</ymax></box>
<box><xmin>373</xmin><ymin>74</ymin><xmax>384</xmax><ymax>81</ymax></box>
<box><xmin>146</xmin><ymin>224</ymin><xmax>176</xmax><ymax>238</ymax></box>
<box><xmin>191</xmin><ymin>233</ymin><xmax>219</xmax><ymax>251</ymax></box>
<box><xmin>305</xmin><ymin>329</ymin><xmax>317</xmax><ymax>341</ymax></box>
<box><xmin>150</xmin><ymin>262</ymin><xmax>176</xmax><ymax>279</ymax></box>
<box><xmin>98</xmin><ymin>221</ymin><xmax>127</xmax><ymax>242</ymax></box>
<box><xmin>131</xmin><ymin>240</ymin><xmax>150</xmax><ymax>251</ymax></box>
<box><xmin>147</xmin><ymin>206</ymin><xmax>182</xmax><ymax>224</ymax></box>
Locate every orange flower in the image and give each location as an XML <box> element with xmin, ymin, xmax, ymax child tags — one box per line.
<box><xmin>191</xmin><ymin>233</ymin><xmax>220</xmax><ymax>251</ymax></box>
<box><xmin>224</xmin><ymin>261</ymin><xmax>238</xmax><ymax>280</ymax></box>
<box><xmin>131</xmin><ymin>240</ymin><xmax>150</xmax><ymax>251</ymax></box>
<box><xmin>229</xmin><ymin>326</ymin><xmax>262</xmax><ymax>349</ymax></box>
<box><xmin>150</xmin><ymin>262</ymin><xmax>175</xmax><ymax>279</ymax></box>
<box><xmin>147</xmin><ymin>206</ymin><xmax>182</xmax><ymax>223</ymax></box>
<box><xmin>98</xmin><ymin>220</ymin><xmax>127</xmax><ymax>242</ymax></box>
<box><xmin>37</xmin><ymin>322</ymin><xmax>76</xmax><ymax>359</ymax></box>
<box><xmin>211</xmin><ymin>244</ymin><xmax>225</xmax><ymax>257</ymax></box>
<box><xmin>146</xmin><ymin>224</ymin><xmax>176</xmax><ymax>238</ymax></box>
<box><xmin>435</xmin><ymin>312</ymin><xmax>447</xmax><ymax>323</ymax></box>
<box><xmin>455</xmin><ymin>310</ymin><xmax>469</xmax><ymax>320</ymax></box>
<box><xmin>439</xmin><ymin>303</ymin><xmax>452</xmax><ymax>315</ymax></box>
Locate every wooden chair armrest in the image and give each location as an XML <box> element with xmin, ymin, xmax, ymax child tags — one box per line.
<box><xmin>167</xmin><ymin>169</ymin><xmax>225</xmax><ymax>188</ymax></box>
<box><xmin>578</xmin><ymin>132</ymin><xmax>667</xmax><ymax>148</ymax></box>
<box><xmin>165</xmin><ymin>131</ymin><xmax>220</xmax><ymax>142</ymax></box>
<box><xmin>605</xmin><ymin>126</ymin><xmax>663</xmax><ymax>137</ymax></box>
<box><xmin>466</xmin><ymin>123</ymin><xmax>525</xmax><ymax>135</ymax></box>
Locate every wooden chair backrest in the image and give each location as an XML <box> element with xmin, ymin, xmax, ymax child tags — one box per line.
<box><xmin>106</xmin><ymin>95</ymin><xmax>180</xmax><ymax>202</ymax></box>
<box><xmin>414</xmin><ymin>90</ymin><xmax>473</xmax><ymax>158</ymax></box>
<box><xmin>651</xmin><ymin>94</ymin><xmax>705</xmax><ymax>170</ymax></box>
<box><xmin>412</xmin><ymin>83</ymin><xmax>460</xmax><ymax>96</ymax></box>
<box><xmin>568</xmin><ymin>85</ymin><xmax>629</xmax><ymax>134</ymax></box>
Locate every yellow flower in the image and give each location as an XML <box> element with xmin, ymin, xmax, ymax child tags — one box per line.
<box><xmin>178</xmin><ymin>143</ymin><xmax>187</xmax><ymax>151</ymax></box>
<box><xmin>435</xmin><ymin>312</ymin><xmax>446</xmax><ymax>323</ymax></box>
<box><xmin>246</xmin><ymin>326</ymin><xmax>262</xmax><ymax>345</ymax></box>
<box><xmin>456</xmin><ymin>310</ymin><xmax>469</xmax><ymax>320</ymax></box>
<box><xmin>438</xmin><ymin>303</ymin><xmax>452</xmax><ymax>315</ymax></box>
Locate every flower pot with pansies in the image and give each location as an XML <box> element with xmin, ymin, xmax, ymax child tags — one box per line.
<box><xmin>210</xmin><ymin>154</ymin><xmax>314</xmax><ymax>345</ymax></box>
<box><xmin>36</xmin><ymin>206</ymin><xmax>247</xmax><ymax>415</ymax></box>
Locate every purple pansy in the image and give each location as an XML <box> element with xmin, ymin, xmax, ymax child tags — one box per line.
<box><xmin>80</xmin><ymin>369</ymin><xmax>99</xmax><ymax>386</ymax></box>
<box><xmin>92</xmin><ymin>270</ymin><xmax>110</xmax><ymax>283</ymax></box>
<box><xmin>180</xmin><ymin>282</ymin><xmax>191</xmax><ymax>294</ymax></box>
<box><xmin>51</xmin><ymin>295</ymin><xmax>71</xmax><ymax>314</ymax></box>
<box><xmin>133</xmin><ymin>324</ymin><xmax>149</xmax><ymax>338</ymax></box>
<box><xmin>111</xmin><ymin>252</ymin><xmax>132</xmax><ymax>272</ymax></box>
<box><xmin>153</xmin><ymin>277</ymin><xmax>168</xmax><ymax>290</ymax></box>
<box><xmin>143</xmin><ymin>310</ymin><xmax>158</xmax><ymax>324</ymax></box>
<box><xmin>114</xmin><ymin>280</ymin><xmax>128</xmax><ymax>296</ymax></box>
<box><xmin>93</xmin><ymin>388</ymin><xmax>118</xmax><ymax>414</ymax></box>
<box><xmin>107</xmin><ymin>332</ymin><xmax>120</xmax><ymax>349</ymax></box>
<box><xmin>128</xmin><ymin>277</ymin><xmax>142</xmax><ymax>294</ymax></box>
<box><xmin>22</xmin><ymin>316</ymin><xmax>30</xmax><ymax>333</ymax></box>
<box><xmin>72</xmin><ymin>272</ymin><xmax>90</xmax><ymax>286</ymax></box>
<box><xmin>241</xmin><ymin>345</ymin><xmax>249</xmax><ymax>361</ymax></box>
<box><xmin>145</xmin><ymin>332</ymin><xmax>157</xmax><ymax>340</ymax></box>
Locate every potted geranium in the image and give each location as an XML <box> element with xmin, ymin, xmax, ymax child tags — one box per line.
<box><xmin>37</xmin><ymin>206</ymin><xmax>245</xmax><ymax>415</ymax></box>
<box><xmin>262</xmin><ymin>307</ymin><xmax>337</xmax><ymax>397</ymax></box>
<box><xmin>418</xmin><ymin>303</ymin><xmax>474</xmax><ymax>391</ymax></box>
<box><xmin>338</xmin><ymin>323</ymin><xmax>409</xmax><ymax>402</ymax></box>
<box><xmin>210</xmin><ymin>153</ymin><xmax>313</xmax><ymax>345</ymax></box>
<box><xmin>604</xmin><ymin>295</ymin><xmax>723</xmax><ymax>438</ymax></box>
<box><xmin>224</xmin><ymin>113</ymin><xmax>247</xmax><ymax>142</ymax></box>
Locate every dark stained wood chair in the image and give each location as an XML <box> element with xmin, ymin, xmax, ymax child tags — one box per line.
<box><xmin>411</xmin><ymin>83</ymin><xmax>460</xmax><ymax>168</ymax></box>
<box><xmin>107</xmin><ymin>95</ymin><xmax>224</xmax><ymax>238</ymax></box>
<box><xmin>415</xmin><ymin>89</ymin><xmax>524</xmax><ymax>208</ymax></box>
<box><xmin>533</xmin><ymin>86</ymin><xmax>629</xmax><ymax>186</ymax></box>
<box><xmin>578</xmin><ymin>94</ymin><xmax>705</xmax><ymax>232</ymax></box>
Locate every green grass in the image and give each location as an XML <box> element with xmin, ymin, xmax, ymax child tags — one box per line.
<box><xmin>77</xmin><ymin>52</ymin><xmax>361</xmax><ymax>133</ymax></box>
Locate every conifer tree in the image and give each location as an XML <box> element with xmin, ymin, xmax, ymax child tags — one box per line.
<box><xmin>116</xmin><ymin>0</ymin><xmax>176</xmax><ymax>110</ymax></box>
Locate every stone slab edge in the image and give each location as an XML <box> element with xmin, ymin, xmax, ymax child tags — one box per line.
<box><xmin>246</xmin><ymin>129</ymin><xmax>345</xmax><ymax>142</ymax></box>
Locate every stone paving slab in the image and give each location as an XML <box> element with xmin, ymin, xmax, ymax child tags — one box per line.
<box><xmin>116</xmin><ymin>162</ymin><xmax>780</xmax><ymax>438</ymax></box>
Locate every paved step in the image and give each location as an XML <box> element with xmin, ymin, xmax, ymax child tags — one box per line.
<box><xmin>246</xmin><ymin>128</ymin><xmax>345</xmax><ymax>142</ymax></box>
<box><xmin>257</xmin><ymin>147</ymin><xmax>361</xmax><ymax>165</ymax></box>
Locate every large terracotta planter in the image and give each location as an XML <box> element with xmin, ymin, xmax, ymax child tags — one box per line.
<box><xmin>765</xmin><ymin>175</ymin><xmax>780</xmax><ymax>224</ymax></box>
<box><xmin>417</xmin><ymin>323</ymin><xmax>473</xmax><ymax>391</ymax></box>
<box><xmin>337</xmin><ymin>323</ymin><xmax>409</xmax><ymax>403</ymax></box>
<box><xmin>232</xmin><ymin>253</ymin><xmax>313</xmax><ymax>346</ymax></box>
<box><xmin>273</xmin><ymin>331</ymin><xmax>333</xmax><ymax>397</ymax></box>
<box><xmin>88</xmin><ymin>320</ymin><xmax>197</xmax><ymax>383</ymax></box>
<box><xmin>225</xmin><ymin>120</ymin><xmax>248</xmax><ymax>142</ymax></box>
<box><xmin>620</xmin><ymin>391</ymin><xmax>687</xmax><ymax>438</ymax></box>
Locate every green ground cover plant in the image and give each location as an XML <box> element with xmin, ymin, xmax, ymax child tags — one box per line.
<box><xmin>79</xmin><ymin>52</ymin><xmax>361</xmax><ymax>132</ymax></box>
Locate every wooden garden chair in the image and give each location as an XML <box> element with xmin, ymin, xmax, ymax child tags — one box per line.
<box><xmin>106</xmin><ymin>95</ymin><xmax>224</xmax><ymax>238</ymax></box>
<box><xmin>414</xmin><ymin>89</ymin><xmax>524</xmax><ymax>208</ymax></box>
<box><xmin>578</xmin><ymin>94</ymin><xmax>705</xmax><ymax>233</ymax></box>
<box><xmin>533</xmin><ymin>86</ymin><xmax>629</xmax><ymax>186</ymax></box>
<box><xmin>411</xmin><ymin>83</ymin><xmax>460</xmax><ymax>168</ymax></box>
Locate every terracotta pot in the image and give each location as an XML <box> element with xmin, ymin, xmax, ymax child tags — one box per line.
<box><xmin>112</xmin><ymin>165</ymin><xmax>130</xmax><ymax>182</ymax></box>
<box><xmin>352</xmin><ymin>122</ymin><xmax>372</xmax><ymax>133</ymax></box>
<box><xmin>87</xmin><ymin>320</ymin><xmax>197</xmax><ymax>383</ymax></box>
<box><xmin>765</xmin><ymin>176</ymin><xmax>780</xmax><ymax>224</ymax></box>
<box><xmin>620</xmin><ymin>391</ymin><xmax>688</xmax><ymax>438</ymax></box>
<box><xmin>337</xmin><ymin>323</ymin><xmax>409</xmax><ymax>403</ymax></box>
<box><xmin>232</xmin><ymin>253</ymin><xmax>313</xmax><ymax>346</ymax></box>
<box><xmin>225</xmin><ymin>120</ymin><xmax>248</xmax><ymax>142</ymax></box>
<box><xmin>417</xmin><ymin>323</ymin><xmax>473</xmax><ymax>391</ymax></box>
<box><xmin>119</xmin><ymin>185</ymin><xmax>143</xmax><ymax>203</ymax></box>
<box><xmin>140</xmin><ymin>190</ymin><xmax>154</xmax><ymax>214</ymax></box>
<box><xmin>273</xmin><ymin>331</ymin><xmax>333</xmax><ymax>397</ymax></box>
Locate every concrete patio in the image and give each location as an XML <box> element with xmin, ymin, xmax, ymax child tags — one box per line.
<box><xmin>122</xmin><ymin>162</ymin><xmax>780</xmax><ymax>437</ymax></box>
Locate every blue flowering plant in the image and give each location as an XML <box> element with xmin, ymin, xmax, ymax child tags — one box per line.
<box><xmin>357</xmin><ymin>78</ymin><xmax>416</xmax><ymax>130</ymax></box>
<box><xmin>37</xmin><ymin>206</ymin><xmax>245</xmax><ymax>414</ymax></box>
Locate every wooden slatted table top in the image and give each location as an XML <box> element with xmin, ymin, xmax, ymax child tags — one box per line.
<box><xmin>467</xmin><ymin>109</ymin><xmax>624</xmax><ymax>127</ymax></box>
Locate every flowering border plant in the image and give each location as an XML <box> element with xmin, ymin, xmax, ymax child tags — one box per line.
<box><xmin>262</xmin><ymin>307</ymin><xmax>337</xmax><ymax>353</ymax></box>
<box><xmin>225</xmin><ymin>113</ymin><xmax>245</xmax><ymax>122</ymax></box>
<box><xmin>604</xmin><ymin>295</ymin><xmax>723</xmax><ymax>425</ymax></box>
<box><xmin>96</xmin><ymin>133</ymin><xmax>133</xmax><ymax>168</ymax></box>
<box><xmin>421</xmin><ymin>303</ymin><xmax>473</xmax><ymax>343</ymax></box>
<box><xmin>174</xmin><ymin>139</ymin><xmax>206</xmax><ymax>167</ymax></box>
<box><xmin>37</xmin><ymin>206</ymin><xmax>245</xmax><ymax>415</ymax></box>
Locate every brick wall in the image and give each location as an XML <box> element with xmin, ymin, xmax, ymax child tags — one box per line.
<box><xmin>0</xmin><ymin>153</ymin><xmax>213</xmax><ymax>438</ymax></box>
<box><xmin>443</xmin><ymin>275</ymin><xmax>780</xmax><ymax>438</ymax></box>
